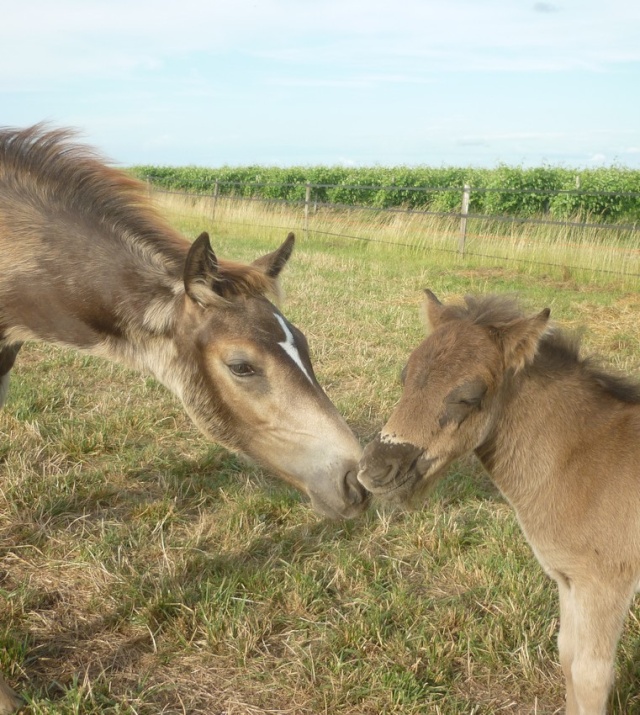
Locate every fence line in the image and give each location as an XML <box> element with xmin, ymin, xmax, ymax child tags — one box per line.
<box><xmin>148</xmin><ymin>179</ymin><xmax>639</xmax><ymax>237</ymax></box>
<box><xmin>190</xmin><ymin>215</ymin><xmax>640</xmax><ymax>281</ymax></box>
<box><xmin>148</xmin><ymin>179</ymin><xmax>640</xmax><ymax>282</ymax></box>
<box><xmin>154</xmin><ymin>185</ymin><xmax>640</xmax><ymax>233</ymax></box>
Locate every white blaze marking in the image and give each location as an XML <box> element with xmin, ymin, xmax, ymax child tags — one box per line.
<box><xmin>274</xmin><ymin>313</ymin><xmax>313</xmax><ymax>384</ymax></box>
<box><xmin>380</xmin><ymin>432</ymin><xmax>408</xmax><ymax>445</ymax></box>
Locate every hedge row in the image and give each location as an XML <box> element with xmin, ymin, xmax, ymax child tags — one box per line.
<box><xmin>130</xmin><ymin>165</ymin><xmax>640</xmax><ymax>223</ymax></box>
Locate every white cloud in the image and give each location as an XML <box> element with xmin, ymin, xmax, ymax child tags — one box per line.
<box><xmin>533</xmin><ymin>2</ymin><xmax>559</xmax><ymax>13</ymax></box>
<box><xmin>268</xmin><ymin>73</ymin><xmax>434</xmax><ymax>89</ymax></box>
<box><xmin>2</xmin><ymin>0</ymin><xmax>639</xmax><ymax>89</ymax></box>
<box><xmin>2</xmin><ymin>0</ymin><xmax>639</xmax><ymax>167</ymax></box>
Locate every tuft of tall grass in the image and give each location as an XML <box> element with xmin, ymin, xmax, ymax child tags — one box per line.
<box><xmin>152</xmin><ymin>189</ymin><xmax>640</xmax><ymax>291</ymax></box>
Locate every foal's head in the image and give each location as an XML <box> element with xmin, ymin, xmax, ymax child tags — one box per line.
<box><xmin>357</xmin><ymin>291</ymin><xmax>550</xmax><ymax>506</ymax></box>
<box><xmin>175</xmin><ymin>232</ymin><xmax>368</xmax><ymax>519</ymax></box>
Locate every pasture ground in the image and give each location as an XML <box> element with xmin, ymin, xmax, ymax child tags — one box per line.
<box><xmin>1</xmin><ymin>199</ymin><xmax>639</xmax><ymax>714</ymax></box>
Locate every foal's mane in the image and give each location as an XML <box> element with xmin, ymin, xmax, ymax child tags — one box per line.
<box><xmin>0</xmin><ymin>124</ymin><xmax>277</xmax><ymax>299</ymax></box>
<box><xmin>453</xmin><ymin>294</ymin><xmax>640</xmax><ymax>404</ymax></box>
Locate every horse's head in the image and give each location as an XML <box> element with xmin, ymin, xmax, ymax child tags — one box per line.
<box><xmin>357</xmin><ymin>290</ymin><xmax>550</xmax><ymax>506</ymax></box>
<box><xmin>174</xmin><ymin>232</ymin><xmax>369</xmax><ymax>519</ymax></box>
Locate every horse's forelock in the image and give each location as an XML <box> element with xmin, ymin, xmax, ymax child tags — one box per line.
<box><xmin>215</xmin><ymin>259</ymin><xmax>281</xmax><ymax>302</ymax></box>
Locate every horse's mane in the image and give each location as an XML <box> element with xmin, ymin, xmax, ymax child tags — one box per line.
<box><xmin>453</xmin><ymin>294</ymin><xmax>640</xmax><ymax>404</ymax></box>
<box><xmin>0</xmin><ymin>124</ymin><xmax>278</xmax><ymax>299</ymax></box>
<box><xmin>0</xmin><ymin>124</ymin><xmax>188</xmax><ymax>263</ymax></box>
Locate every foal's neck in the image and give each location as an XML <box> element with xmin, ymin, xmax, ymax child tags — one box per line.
<box><xmin>475</xmin><ymin>368</ymin><xmax>589</xmax><ymax>508</ymax></box>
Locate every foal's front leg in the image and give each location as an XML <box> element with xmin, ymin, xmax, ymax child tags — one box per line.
<box><xmin>0</xmin><ymin>674</ymin><xmax>21</xmax><ymax>715</ymax></box>
<box><xmin>557</xmin><ymin>577</ymin><xmax>635</xmax><ymax>715</ymax></box>
<box><xmin>557</xmin><ymin>580</ymin><xmax>578</xmax><ymax>713</ymax></box>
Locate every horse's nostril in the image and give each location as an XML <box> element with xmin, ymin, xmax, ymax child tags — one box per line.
<box><xmin>344</xmin><ymin>468</ymin><xmax>369</xmax><ymax>505</ymax></box>
<box><xmin>367</xmin><ymin>459</ymin><xmax>400</xmax><ymax>488</ymax></box>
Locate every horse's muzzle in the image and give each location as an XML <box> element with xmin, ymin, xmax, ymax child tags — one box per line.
<box><xmin>341</xmin><ymin>467</ymin><xmax>371</xmax><ymax>515</ymax></box>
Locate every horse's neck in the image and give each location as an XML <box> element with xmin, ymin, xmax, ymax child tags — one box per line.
<box><xmin>95</xmin><ymin>329</ymin><xmax>186</xmax><ymax>400</ymax></box>
<box><xmin>12</xmin><ymin>237</ymin><xmax>187</xmax><ymax>396</ymax></box>
<box><xmin>84</xmin><ymin>270</ymin><xmax>188</xmax><ymax>395</ymax></box>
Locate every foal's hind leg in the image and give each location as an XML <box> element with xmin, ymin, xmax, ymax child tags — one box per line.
<box><xmin>557</xmin><ymin>577</ymin><xmax>635</xmax><ymax>715</ymax></box>
<box><xmin>0</xmin><ymin>343</ymin><xmax>22</xmax><ymax>408</ymax></box>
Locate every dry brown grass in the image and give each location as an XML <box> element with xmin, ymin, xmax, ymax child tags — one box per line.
<box><xmin>1</xmin><ymin>197</ymin><xmax>639</xmax><ymax>713</ymax></box>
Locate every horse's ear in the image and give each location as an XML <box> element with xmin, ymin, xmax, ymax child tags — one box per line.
<box><xmin>421</xmin><ymin>289</ymin><xmax>445</xmax><ymax>334</ymax></box>
<box><xmin>184</xmin><ymin>232</ymin><xmax>221</xmax><ymax>306</ymax></box>
<box><xmin>252</xmin><ymin>232</ymin><xmax>295</xmax><ymax>278</ymax></box>
<box><xmin>497</xmin><ymin>308</ymin><xmax>551</xmax><ymax>373</ymax></box>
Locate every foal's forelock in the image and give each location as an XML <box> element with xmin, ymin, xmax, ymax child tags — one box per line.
<box><xmin>209</xmin><ymin>261</ymin><xmax>281</xmax><ymax>303</ymax></box>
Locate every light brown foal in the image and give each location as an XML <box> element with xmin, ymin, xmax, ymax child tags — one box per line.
<box><xmin>358</xmin><ymin>291</ymin><xmax>640</xmax><ymax>714</ymax></box>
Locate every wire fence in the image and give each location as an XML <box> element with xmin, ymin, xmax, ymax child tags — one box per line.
<box><xmin>146</xmin><ymin>178</ymin><xmax>640</xmax><ymax>283</ymax></box>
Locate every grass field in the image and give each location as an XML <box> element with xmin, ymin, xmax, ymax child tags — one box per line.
<box><xmin>1</xmin><ymin>193</ymin><xmax>639</xmax><ymax>714</ymax></box>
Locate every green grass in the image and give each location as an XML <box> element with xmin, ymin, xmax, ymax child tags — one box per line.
<box><xmin>1</xmin><ymin>196</ymin><xmax>639</xmax><ymax>714</ymax></box>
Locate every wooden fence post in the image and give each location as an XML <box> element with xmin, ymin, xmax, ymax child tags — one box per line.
<box><xmin>458</xmin><ymin>184</ymin><xmax>471</xmax><ymax>255</ymax></box>
<box><xmin>304</xmin><ymin>182</ymin><xmax>311</xmax><ymax>239</ymax></box>
<box><xmin>211</xmin><ymin>179</ymin><xmax>219</xmax><ymax>220</ymax></box>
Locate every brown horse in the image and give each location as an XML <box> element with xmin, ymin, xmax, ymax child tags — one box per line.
<box><xmin>358</xmin><ymin>291</ymin><xmax>640</xmax><ymax>714</ymax></box>
<box><xmin>0</xmin><ymin>125</ymin><xmax>368</xmax><ymax>713</ymax></box>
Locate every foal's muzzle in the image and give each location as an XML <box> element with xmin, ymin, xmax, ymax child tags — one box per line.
<box><xmin>356</xmin><ymin>434</ymin><xmax>434</xmax><ymax>497</ymax></box>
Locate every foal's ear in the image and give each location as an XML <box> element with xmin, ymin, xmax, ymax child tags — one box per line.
<box><xmin>184</xmin><ymin>232</ymin><xmax>220</xmax><ymax>306</ymax></box>
<box><xmin>252</xmin><ymin>232</ymin><xmax>295</xmax><ymax>278</ymax></box>
<box><xmin>421</xmin><ymin>289</ymin><xmax>445</xmax><ymax>334</ymax></box>
<box><xmin>498</xmin><ymin>308</ymin><xmax>551</xmax><ymax>373</ymax></box>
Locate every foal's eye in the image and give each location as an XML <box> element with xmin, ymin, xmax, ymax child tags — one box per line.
<box><xmin>447</xmin><ymin>379</ymin><xmax>488</xmax><ymax>407</ymax></box>
<box><xmin>440</xmin><ymin>379</ymin><xmax>488</xmax><ymax>427</ymax></box>
<box><xmin>457</xmin><ymin>395</ymin><xmax>483</xmax><ymax>408</ymax></box>
<box><xmin>228</xmin><ymin>362</ymin><xmax>256</xmax><ymax>377</ymax></box>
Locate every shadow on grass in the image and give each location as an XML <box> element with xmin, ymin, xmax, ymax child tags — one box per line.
<box><xmin>2</xmin><ymin>444</ymin><xmax>378</xmax><ymax>710</ymax></box>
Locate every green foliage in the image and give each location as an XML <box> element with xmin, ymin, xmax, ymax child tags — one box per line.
<box><xmin>481</xmin><ymin>165</ymin><xmax>570</xmax><ymax>217</ymax></box>
<box><xmin>131</xmin><ymin>164</ymin><xmax>640</xmax><ymax>222</ymax></box>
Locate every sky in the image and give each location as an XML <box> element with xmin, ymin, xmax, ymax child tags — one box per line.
<box><xmin>2</xmin><ymin>0</ymin><xmax>640</xmax><ymax>169</ymax></box>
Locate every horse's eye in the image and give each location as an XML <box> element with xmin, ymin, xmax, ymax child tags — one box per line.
<box><xmin>228</xmin><ymin>362</ymin><xmax>255</xmax><ymax>377</ymax></box>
